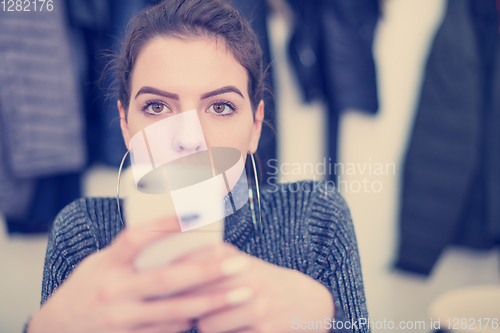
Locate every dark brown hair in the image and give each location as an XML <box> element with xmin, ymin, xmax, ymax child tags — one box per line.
<box><xmin>116</xmin><ymin>0</ymin><xmax>264</xmax><ymax>120</ymax></box>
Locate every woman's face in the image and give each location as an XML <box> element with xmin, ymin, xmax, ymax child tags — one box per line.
<box><xmin>118</xmin><ymin>36</ymin><xmax>264</xmax><ymax>165</ymax></box>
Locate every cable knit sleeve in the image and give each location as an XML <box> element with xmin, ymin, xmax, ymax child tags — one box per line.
<box><xmin>40</xmin><ymin>198</ymin><xmax>99</xmax><ymax>305</ymax></box>
<box><xmin>304</xmin><ymin>181</ymin><xmax>370</xmax><ymax>333</ymax></box>
<box><xmin>40</xmin><ymin>197</ymin><xmax>124</xmax><ymax>306</ymax></box>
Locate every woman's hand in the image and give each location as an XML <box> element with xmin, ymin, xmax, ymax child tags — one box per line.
<box><xmin>182</xmin><ymin>243</ymin><xmax>335</xmax><ymax>333</ymax></box>
<box><xmin>27</xmin><ymin>217</ymin><xmax>252</xmax><ymax>333</ymax></box>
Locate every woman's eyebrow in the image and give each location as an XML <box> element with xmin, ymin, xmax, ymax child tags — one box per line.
<box><xmin>134</xmin><ymin>85</ymin><xmax>244</xmax><ymax>100</ymax></box>
<box><xmin>135</xmin><ymin>86</ymin><xmax>179</xmax><ymax>100</ymax></box>
<box><xmin>201</xmin><ymin>86</ymin><xmax>244</xmax><ymax>99</ymax></box>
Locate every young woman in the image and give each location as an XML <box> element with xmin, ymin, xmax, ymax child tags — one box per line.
<box><xmin>26</xmin><ymin>0</ymin><xmax>369</xmax><ymax>332</ymax></box>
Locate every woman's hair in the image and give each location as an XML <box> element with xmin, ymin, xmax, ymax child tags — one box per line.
<box><xmin>116</xmin><ymin>0</ymin><xmax>265</xmax><ymax>120</ymax></box>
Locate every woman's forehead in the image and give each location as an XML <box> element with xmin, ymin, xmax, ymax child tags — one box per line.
<box><xmin>131</xmin><ymin>36</ymin><xmax>249</xmax><ymax>98</ymax></box>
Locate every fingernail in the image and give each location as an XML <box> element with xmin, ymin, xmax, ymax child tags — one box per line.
<box><xmin>220</xmin><ymin>256</ymin><xmax>249</xmax><ymax>276</ymax></box>
<box><xmin>225</xmin><ymin>287</ymin><xmax>253</xmax><ymax>305</ymax></box>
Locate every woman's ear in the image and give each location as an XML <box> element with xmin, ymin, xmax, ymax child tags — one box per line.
<box><xmin>248</xmin><ymin>100</ymin><xmax>265</xmax><ymax>154</ymax></box>
<box><xmin>118</xmin><ymin>101</ymin><xmax>131</xmax><ymax>150</ymax></box>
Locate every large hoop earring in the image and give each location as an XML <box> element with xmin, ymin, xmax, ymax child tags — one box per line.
<box><xmin>116</xmin><ymin>150</ymin><xmax>129</xmax><ymax>226</ymax></box>
<box><xmin>248</xmin><ymin>153</ymin><xmax>262</xmax><ymax>233</ymax></box>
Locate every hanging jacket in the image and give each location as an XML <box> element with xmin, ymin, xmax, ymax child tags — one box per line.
<box><xmin>0</xmin><ymin>2</ymin><xmax>85</xmax><ymax>221</ymax></box>
<box><xmin>395</xmin><ymin>0</ymin><xmax>500</xmax><ymax>276</ymax></box>
<box><xmin>286</xmin><ymin>0</ymin><xmax>379</xmax><ymax>176</ymax></box>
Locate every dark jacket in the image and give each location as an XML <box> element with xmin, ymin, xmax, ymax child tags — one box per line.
<box><xmin>395</xmin><ymin>0</ymin><xmax>500</xmax><ymax>276</ymax></box>
<box><xmin>287</xmin><ymin>0</ymin><xmax>379</xmax><ymax>175</ymax></box>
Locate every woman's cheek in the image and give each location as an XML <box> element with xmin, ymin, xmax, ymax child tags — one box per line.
<box><xmin>128</xmin><ymin>111</ymin><xmax>152</xmax><ymax>136</ymax></box>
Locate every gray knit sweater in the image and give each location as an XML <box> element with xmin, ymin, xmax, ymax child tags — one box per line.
<box><xmin>39</xmin><ymin>180</ymin><xmax>370</xmax><ymax>333</ymax></box>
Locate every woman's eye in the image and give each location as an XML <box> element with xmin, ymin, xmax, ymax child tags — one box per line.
<box><xmin>208</xmin><ymin>102</ymin><xmax>235</xmax><ymax>116</ymax></box>
<box><xmin>144</xmin><ymin>102</ymin><xmax>170</xmax><ymax>115</ymax></box>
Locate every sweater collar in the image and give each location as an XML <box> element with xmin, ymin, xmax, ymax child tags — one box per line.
<box><xmin>224</xmin><ymin>198</ymin><xmax>256</xmax><ymax>248</ymax></box>
<box><xmin>222</xmin><ymin>172</ymin><xmax>258</xmax><ymax>248</ymax></box>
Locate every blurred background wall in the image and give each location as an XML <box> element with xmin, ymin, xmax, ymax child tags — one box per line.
<box><xmin>1</xmin><ymin>0</ymin><xmax>499</xmax><ymax>332</ymax></box>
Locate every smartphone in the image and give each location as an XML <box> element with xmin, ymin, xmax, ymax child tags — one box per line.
<box><xmin>122</xmin><ymin>158</ymin><xmax>226</xmax><ymax>271</ymax></box>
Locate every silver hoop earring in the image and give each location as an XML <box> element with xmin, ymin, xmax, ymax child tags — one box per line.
<box><xmin>248</xmin><ymin>153</ymin><xmax>262</xmax><ymax>233</ymax></box>
<box><xmin>116</xmin><ymin>150</ymin><xmax>129</xmax><ymax>226</ymax></box>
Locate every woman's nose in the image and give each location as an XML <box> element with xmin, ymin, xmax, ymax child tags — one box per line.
<box><xmin>172</xmin><ymin>110</ymin><xmax>207</xmax><ymax>155</ymax></box>
<box><xmin>172</xmin><ymin>134</ymin><xmax>203</xmax><ymax>153</ymax></box>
